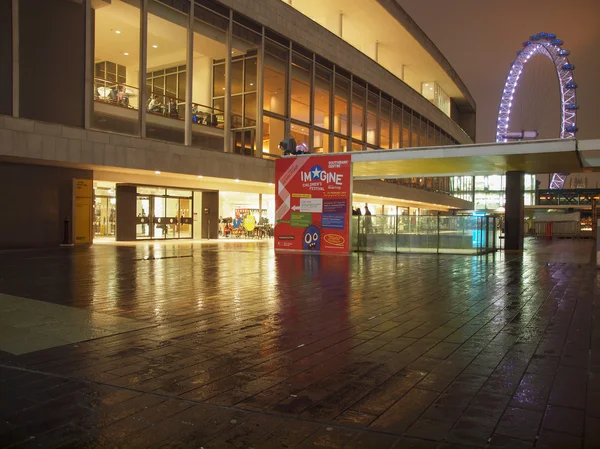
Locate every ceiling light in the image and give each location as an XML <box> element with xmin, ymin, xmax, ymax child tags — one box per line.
<box><xmin>155</xmin><ymin>171</ymin><xmax>161</xmax><ymax>174</ymax></box>
<box><xmin>429</xmin><ymin>88</ymin><xmax>433</xmax><ymax>91</ymax></box>
<box><xmin>197</xmin><ymin>175</ymin><xmax>203</xmax><ymax>179</ymax></box>
<box><xmin>123</xmin><ymin>52</ymin><xmax>129</xmax><ymax>56</ymax></box>
<box><xmin>115</xmin><ymin>30</ymin><xmax>121</xmax><ymax>34</ymax></box>
<box><xmin>152</xmin><ymin>45</ymin><xmax>158</xmax><ymax>49</ymax></box>
<box><xmin>250</xmin><ymin>83</ymin><xmax>254</xmax><ymax>86</ymax></box>
<box><xmin>235</xmin><ymin>179</ymin><xmax>240</xmax><ymax>182</ymax></box>
<box><xmin>269</xmin><ymin>183</ymin><xmax>273</xmax><ymax>186</ymax></box>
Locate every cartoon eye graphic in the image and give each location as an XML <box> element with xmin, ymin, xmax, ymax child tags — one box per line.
<box><xmin>312</xmin><ymin>232</ymin><xmax>319</xmax><ymax>242</ymax></box>
<box><xmin>305</xmin><ymin>233</ymin><xmax>312</xmax><ymax>244</ymax></box>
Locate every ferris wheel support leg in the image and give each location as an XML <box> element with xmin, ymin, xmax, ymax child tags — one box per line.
<box><xmin>505</xmin><ymin>171</ymin><xmax>525</xmax><ymax>252</ymax></box>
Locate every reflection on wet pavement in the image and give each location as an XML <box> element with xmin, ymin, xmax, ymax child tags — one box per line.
<box><xmin>0</xmin><ymin>238</ymin><xmax>598</xmax><ymax>448</ymax></box>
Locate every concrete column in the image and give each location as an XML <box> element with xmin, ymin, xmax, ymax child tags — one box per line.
<box><xmin>184</xmin><ymin>1</ymin><xmax>194</xmax><ymax>147</ymax></box>
<box><xmin>505</xmin><ymin>171</ymin><xmax>524</xmax><ymax>251</ymax></box>
<box><xmin>11</xmin><ymin>0</ymin><xmax>18</xmax><ymax>118</ymax></box>
<box><xmin>201</xmin><ymin>191</ymin><xmax>219</xmax><ymax>239</ymax></box>
<box><xmin>223</xmin><ymin>11</ymin><xmax>232</xmax><ymax>153</ymax></box>
<box><xmin>139</xmin><ymin>0</ymin><xmax>148</xmax><ymax>138</ymax></box>
<box><xmin>116</xmin><ymin>185</ymin><xmax>137</xmax><ymax>241</ymax></box>
<box><xmin>83</xmin><ymin>0</ymin><xmax>92</xmax><ymax>130</ymax></box>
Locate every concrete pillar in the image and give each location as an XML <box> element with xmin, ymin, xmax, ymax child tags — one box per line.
<box><xmin>201</xmin><ymin>191</ymin><xmax>219</xmax><ymax>239</ymax></box>
<box><xmin>116</xmin><ymin>185</ymin><xmax>136</xmax><ymax>241</ymax></box>
<box><xmin>505</xmin><ymin>171</ymin><xmax>524</xmax><ymax>251</ymax></box>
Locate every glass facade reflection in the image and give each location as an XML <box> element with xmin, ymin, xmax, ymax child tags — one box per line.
<box><xmin>89</xmin><ymin>0</ymin><xmax>459</xmax><ymax>157</ymax></box>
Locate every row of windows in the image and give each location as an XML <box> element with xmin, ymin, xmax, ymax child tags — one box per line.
<box><xmin>90</xmin><ymin>0</ymin><xmax>459</xmax><ymax>156</ymax></box>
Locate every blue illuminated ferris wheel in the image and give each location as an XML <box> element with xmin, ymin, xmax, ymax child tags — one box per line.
<box><xmin>496</xmin><ymin>32</ymin><xmax>578</xmax><ymax>189</ymax></box>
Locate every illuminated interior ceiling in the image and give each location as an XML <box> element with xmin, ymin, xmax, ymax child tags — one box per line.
<box><xmin>283</xmin><ymin>0</ymin><xmax>469</xmax><ymax>107</ymax></box>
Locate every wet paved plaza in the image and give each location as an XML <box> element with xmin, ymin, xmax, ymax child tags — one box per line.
<box><xmin>0</xmin><ymin>239</ymin><xmax>599</xmax><ymax>448</ymax></box>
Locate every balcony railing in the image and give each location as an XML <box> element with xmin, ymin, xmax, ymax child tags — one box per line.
<box><xmin>351</xmin><ymin>214</ymin><xmax>497</xmax><ymax>254</ymax></box>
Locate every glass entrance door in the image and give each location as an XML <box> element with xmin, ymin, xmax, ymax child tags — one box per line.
<box><xmin>94</xmin><ymin>197</ymin><xmax>117</xmax><ymax>237</ymax></box>
<box><xmin>135</xmin><ymin>192</ymin><xmax>193</xmax><ymax>240</ymax></box>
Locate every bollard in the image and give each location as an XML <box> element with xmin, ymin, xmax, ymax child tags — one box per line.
<box><xmin>62</xmin><ymin>218</ymin><xmax>71</xmax><ymax>245</ymax></box>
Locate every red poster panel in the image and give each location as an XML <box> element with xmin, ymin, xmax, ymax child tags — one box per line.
<box><xmin>275</xmin><ymin>154</ymin><xmax>352</xmax><ymax>253</ymax></box>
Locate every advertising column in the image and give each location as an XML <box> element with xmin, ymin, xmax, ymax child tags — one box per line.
<box><xmin>275</xmin><ymin>154</ymin><xmax>352</xmax><ymax>253</ymax></box>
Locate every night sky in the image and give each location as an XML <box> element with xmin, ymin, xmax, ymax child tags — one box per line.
<box><xmin>398</xmin><ymin>0</ymin><xmax>600</xmax><ymax>143</ymax></box>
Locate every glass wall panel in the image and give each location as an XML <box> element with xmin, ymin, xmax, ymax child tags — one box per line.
<box><xmin>366</xmin><ymin>90</ymin><xmax>378</xmax><ymax>146</ymax></box>
<box><xmin>351</xmin><ymin>140</ymin><xmax>364</xmax><ymax>151</ymax></box>
<box><xmin>352</xmin><ymin>82</ymin><xmax>365</xmax><ymax>141</ymax></box>
<box><xmin>231</xmin><ymin>23</ymin><xmax>260</xmax><ymax>134</ymax></box>
<box><xmin>291</xmin><ymin>52</ymin><xmax>312</xmax><ymax>123</ymax></box>
<box><xmin>146</xmin><ymin>0</ymin><xmax>189</xmax><ymax>144</ymax></box>
<box><xmin>334</xmin><ymin>74</ymin><xmax>350</xmax><ymax>137</ymax></box>
<box><xmin>192</xmin><ymin>5</ymin><xmax>227</xmax><ymax>148</ymax></box>
<box><xmin>411</xmin><ymin>114</ymin><xmax>420</xmax><ymax>147</ymax></box>
<box><xmin>392</xmin><ymin>105</ymin><xmax>401</xmax><ymax>148</ymax></box>
<box><xmin>314</xmin><ymin>130</ymin><xmax>330</xmax><ymax>153</ymax></box>
<box><xmin>262</xmin><ymin>115</ymin><xmax>285</xmax><ymax>157</ymax></box>
<box><xmin>290</xmin><ymin>123</ymin><xmax>309</xmax><ymax>151</ymax></box>
<box><xmin>231</xmin><ymin>59</ymin><xmax>243</xmax><ymax>95</ymax></box>
<box><xmin>264</xmin><ymin>40</ymin><xmax>288</xmax><ymax>116</ymax></box>
<box><xmin>402</xmin><ymin>107</ymin><xmax>411</xmax><ymax>148</ymax></box>
<box><xmin>333</xmin><ymin>136</ymin><xmax>348</xmax><ymax>153</ymax></box>
<box><xmin>92</xmin><ymin>0</ymin><xmax>141</xmax><ymax>135</ymax></box>
<box><xmin>314</xmin><ymin>64</ymin><xmax>332</xmax><ymax>130</ymax></box>
<box><xmin>380</xmin><ymin>99</ymin><xmax>391</xmax><ymax>149</ymax></box>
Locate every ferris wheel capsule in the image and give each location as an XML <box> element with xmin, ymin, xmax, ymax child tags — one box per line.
<box><xmin>536</xmin><ymin>32</ymin><xmax>548</xmax><ymax>39</ymax></box>
<box><xmin>565</xmin><ymin>103</ymin><xmax>579</xmax><ymax>110</ymax></box>
<box><xmin>546</xmin><ymin>33</ymin><xmax>557</xmax><ymax>40</ymax></box>
<box><xmin>562</xmin><ymin>63</ymin><xmax>575</xmax><ymax>71</ymax></box>
<box><xmin>552</xmin><ymin>39</ymin><xmax>564</xmax><ymax>46</ymax></box>
<box><xmin>530</xmin><ymin>34</ymin><xmax>541</xmax><ymax>41</ymax></box>
<box><xmin>557</xmin><ymin>49</ymin><xmax>570</xmax><ymax>56</ymax></box>
<box><xmin>522</xmin><ymin>41</ymin><xmax>532</xmax><ymax>48</ymax></box>
<box><xmin>566</xmin><ymin>81</ymin><xmax>578</xmax><ymax>89</ymax></box>
<box><xmin>565</xmin><ymin>125</ymin><xmax>579</xmax><ymax>133</ymax></box>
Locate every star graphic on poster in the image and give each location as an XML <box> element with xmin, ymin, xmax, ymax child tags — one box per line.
<box><xmin>310</xmin><ymin>166</ymin><xmax>322</xmax><ymax>180</ymax></box>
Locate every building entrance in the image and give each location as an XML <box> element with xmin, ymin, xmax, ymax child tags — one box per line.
<box><xmin>136</xmin><ymin>194</ymin><xmax>192</xmax><ymax>240</ymax></box>
<box><xmin>94</xmin><ymin>196</ymin><xmax>116</xmax><ymax>237</ymax></box>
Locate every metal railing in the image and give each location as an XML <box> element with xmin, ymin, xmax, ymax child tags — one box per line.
<box><xmin>351</xmin><ymin>214</ymin><xmax>497</xmax><ymax>255</ymax></box>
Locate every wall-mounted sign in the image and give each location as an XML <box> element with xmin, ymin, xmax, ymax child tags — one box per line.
<box><xmin>73</xmin><ymin>178</ymin><xmax>93</xmax><ymax>244</ymax></box>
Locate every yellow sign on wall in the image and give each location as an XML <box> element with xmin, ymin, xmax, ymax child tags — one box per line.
<box><xmin>73</xmin><ymin>178</ymin><xmax>93</xmax><ymax>244</ymax></box>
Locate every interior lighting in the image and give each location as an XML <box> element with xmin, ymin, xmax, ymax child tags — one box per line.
<box><xmin>123</xmin><ymin>52</ymin><xmax>129</xmax><ymax>56</ymax></box>
<box><xmin>155</xmin><ymin>171</ymin><xmax>161</xmax><ymax>174</ymax></box>
<box><xmin>235</xmin><ymin>179</ymin><xmax>240</xmax><ymax>182</ymax></box>
<box><xmin>197</xmin><ymin>175</ymin><xmax>203</xmax><ymax>179</ymax></box>
<box><xmin>115</xmin><ymin>30</ymin><xmax>121</xmax><ymax>34</ymax></box>
<box><xmin>152</xmin><ymin>45</ymin><xmax>158</xmax><ymax>48</ymax></box>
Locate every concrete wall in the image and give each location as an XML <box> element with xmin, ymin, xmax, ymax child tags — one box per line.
<box><xmin>0</xmin><ymin>116</ymin><xmax>276</xmax><ymax>184</ymax></box>
<box><xmin>216</xmin><ymin>0</ymin><xmax>473</xmax><ymax>144</ymax></box>
<box><xmin>0</xmin><ymin>0</ymin><xmax>11</xmax><ymax>116</ymax></box>
<box><xmin>19</xmin><ymin>0</ymin><xmax>85</xmax><ymax>128</ymax></box>
<box><xmin>0</xmin><ymin>162</ymin><xmax>92</xmax><ymax>248</ymax></box>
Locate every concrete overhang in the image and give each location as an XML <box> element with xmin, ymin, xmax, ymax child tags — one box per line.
<box><xmin>346</xmin><ymin>139</ymin><xmax>600</xmax><ymax>180</ymax></box>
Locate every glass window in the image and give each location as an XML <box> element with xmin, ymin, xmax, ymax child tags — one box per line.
<box><xmin>146</xmin><ymin>0</ymin><xmax>188</xmax><ymax>144</ymax></box>
<box><xmin>231</xmin><ymin>95</ymin><xmax>243</xmax><ymax>129</ymax></box>
<box><xmin>192</xmin><ymin>11</ymin><xmax>226</xmax><ymax>147</ymax></box>
<box><xmin>366</xmin><ymin>90</ymin><xmax>378</xmax><ymax>146</ymax></box>
<box><xmin>352</xmin><ymin>82</ymin><xmax>365</xmax><ymax>141</ymax></box>
<box><xmin>334</xmin><ymin>74</ymin><xmax>350</xmax><ymax>137</ymax></box>
<box><xmin>411</xmin><ymin>114</ymin><xmax>420</xmax><ymax>147</ymax></box>
<box><xmin>314</xmin><ymin>64</ymin><xmax>332</xmax><ymax>130</ymax></box>
<box><xmin>333</xmin><ymin>136</ymin><xmax>348</xmax><ymax>153</ymax></box>
<box><xmin>380</xmin><ymin>99</ymin><xmax>391</xmax><ymax>149</ymax></box>
<box><xmin>231</xmin><ymin>60</ymin><xmax>244</xmax><ymax>95</ymax></box>
<box><xmin>314</xmin><ymin>130</ymin><xmax>330</xmax><ymax>153</ymax></box>
<box><xmin>351</xmin><ymin>140</ymin><xmax>364</xmax><ymax>151</ymax></box>
<box><xmin>262</xmin><ymin>115</ymin><xmax>285</xmax><ymax>157</ymax></box>
<box><xmin>92</xmin><ymin>0</ymin><xmax>141</xmax><ymax>136</ymax></box>
<box><xmin>290</xmin><ymin>123</ymin><xmax>309</xmax><ymax>152</ymax></box>
<box><xmin>291</xmin><ymin>52</ymin><xmax>312</xmax><ymax>123</ymax></box>
<box><xmin>244</xmin><ymin>93</ymin><xmax>256</xmax><ymax>127</ymax></box>
<box><xmin>402</xmin><ymin>108</ymin><xmax>411</xmax><ymax>148</ymax></box>
<box><xmin>264</xmin><ymin>40</ymin><xmax>288</xmax><ymax>116</ymax></box>
<box><xmin>245</xmin><ymin>58</ymin><xmax>257</xmax><ymax>91</ymax></box>
<box><xmin>392</xmin><ymin>104</ymin><xmax>401</xmax><ymax>148</ymax></box>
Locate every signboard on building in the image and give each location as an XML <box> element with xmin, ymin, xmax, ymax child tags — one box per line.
<box><xmin>275</xmin><ymin>154</ymin><xmax>352</xmax><ymax>253</ymax></box>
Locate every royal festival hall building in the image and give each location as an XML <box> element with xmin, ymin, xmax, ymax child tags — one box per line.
<box><xmin>0</xmin><ymin>0</ymin><xmax>478</xmax><ymax>247</ymax></box>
